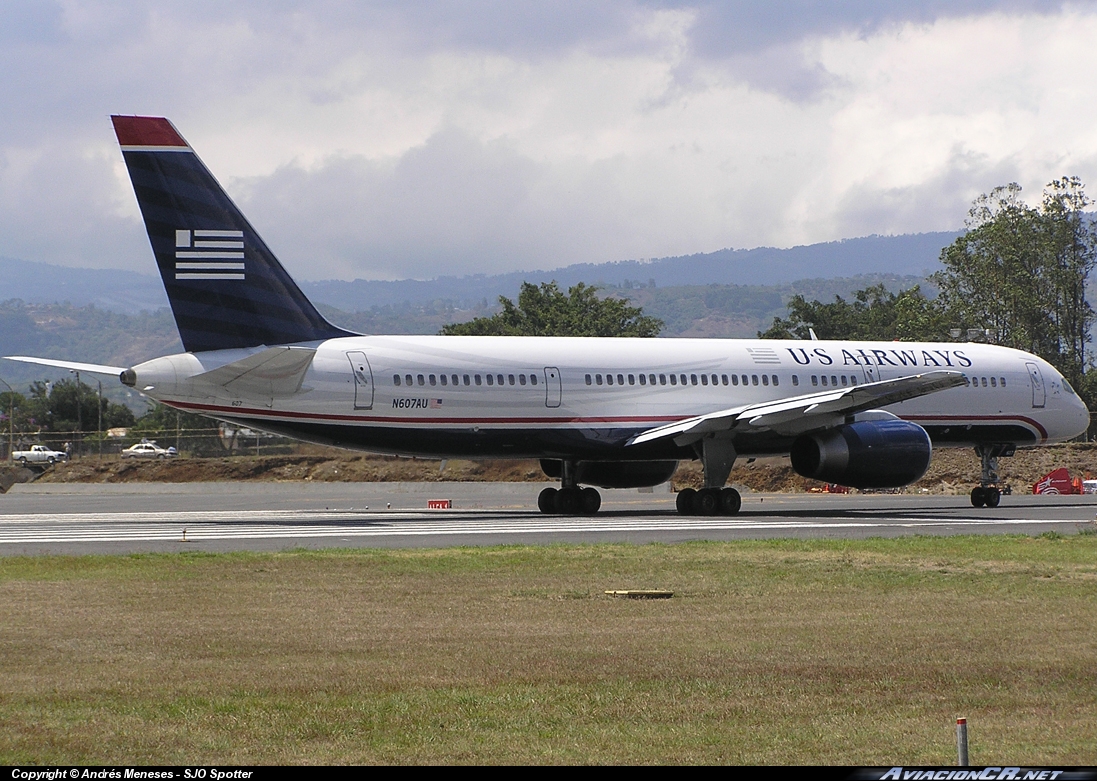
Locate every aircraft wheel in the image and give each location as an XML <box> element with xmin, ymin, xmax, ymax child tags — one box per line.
<box><xmin>970</xmin><ymin>487</ymin><xmax>986</xmax><ymax>508</ymax></box>
<box><xmin>694</xmin><ymin>488</ymin><xmax>720</xmax><ymax>516</ymax></box>
<box><xmin>538</xmin><ymin>487</ymin><xmax>558</xmax><ymax>514</ymax></box>
<box><xmin>676</xmin><ymin>488</ymin><xmax>696</xmax><ymax>515</ymax></box>
<box><xmin>555</xmin><ymin>487</ymin><xmax>581</xmax><ymax>515</ymax></box>
<box><xmin>719</xmin><ymin>487</ymin><xmax>742</xmax><ymax>515</ymax></box>
<box><xmin>984</xmin><ymin>487</ymin><xmax>1001</xmax><ymax>508</ymax></box>
<box><xmin>580</xmin><ymin>487</ymin><xmax>601</xmax><ymax>515</ymax></box>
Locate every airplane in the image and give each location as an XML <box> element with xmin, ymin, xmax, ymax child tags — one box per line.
<box><xmin>5</xmin><ymin>116</ymin><xmax>1091</xmax><ymax>514</ymax></box>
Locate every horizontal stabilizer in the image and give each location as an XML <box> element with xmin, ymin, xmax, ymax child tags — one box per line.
<box><xmin>627</xmin><ymin>370</ymin><xmax>968</xmax><ymax>446</ymax></box>
<box><xmin>3</xmin><ymin>356</ymin><xmax>127</xmax><ymax>375</ymax></box>
<box><xmin>192</xmin><ymin>346</ymin><xmax>316</xmax><ymax>399</ymax></box>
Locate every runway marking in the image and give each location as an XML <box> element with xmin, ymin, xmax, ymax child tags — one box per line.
<box><xmin>0</xmin><ymin>509</ymin><xmax>1084</xmax><ymax>544</ymax></box>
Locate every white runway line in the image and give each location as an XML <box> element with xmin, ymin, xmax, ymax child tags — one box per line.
<box><xmin>0</xmin><ymin>509</ymin><xmax>1083</xmax><ymax>544</ymax></box>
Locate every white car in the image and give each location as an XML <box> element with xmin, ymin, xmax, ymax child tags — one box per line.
<box><xmin>121</xmin><ymin>442</ymin><xmax>178</xmax><ymax>459</ymax></box>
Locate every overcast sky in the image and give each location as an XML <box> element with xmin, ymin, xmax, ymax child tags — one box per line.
<box><xmin>2</xmin><ymin>0</ymin><xmax>1097</xmax><ymax>281</ymax></box>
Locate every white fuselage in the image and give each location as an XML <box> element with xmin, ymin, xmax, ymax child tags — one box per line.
<box><xmin>129</xmin><ymin>336</ymin><xmax>1090</xmax><ymax>461</ymax></box>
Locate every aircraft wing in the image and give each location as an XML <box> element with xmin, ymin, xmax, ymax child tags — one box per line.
<box><xmin>3</xmin><ymin>356</ymin><xmax>128</xmax><ymax>375</ymax></box>
<box><xmin>627</xmin><ymin>370</ymin><xmax>967</xmax><ymax>447</ymax></box>
<box><xmin>191</xmin><ymin>346</ymin><xmax>317</xmax><ymax>398</ymax></box>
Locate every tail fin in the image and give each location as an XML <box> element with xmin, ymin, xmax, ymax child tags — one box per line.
<box><xmin>112</xmin><ymin>115</ymin><xmax>354</xmax><ymax>353</ymax></box>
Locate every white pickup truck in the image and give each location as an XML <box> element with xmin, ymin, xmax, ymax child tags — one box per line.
<box><xmin>13</xmin><ymin>445</ymin><xmax>68</xmax><ymax>465</ymax></box>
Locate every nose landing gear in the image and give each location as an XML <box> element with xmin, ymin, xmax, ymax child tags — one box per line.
<box><xmin>971</xmin><ymin>444</ymin><xmax>1014</xmax><ymax>508</ymax></box>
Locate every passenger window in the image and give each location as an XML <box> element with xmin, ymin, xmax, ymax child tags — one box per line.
<box><xmin>649</xmin><ymin>374</ymin><xmax>656</xmax><ymax>385</ymax></box>
<box><xmin>731</xmin><ymin>375</ymin><xmax>738</xmax><ymax>386</ymax></box>
<box><xmin>680</xmin><ymin>374</ymin><xmax>687</xmax><ymax>385</ymax></box>
<box><xmin>607</xmin><ymin>374</ymin><xmax>614</xmax><ymax>385</ymax></box>
<box><xmin>417</xmin><ymin>374</ymin><xmax>425</xmax><ymax>386</ymax></box>
<box><xmin>1000</xmin><ymin>377</ymin><xmax>1006</xmax><ymax>387</ymax></box>
<box><xmin>659</xmin><ymin>374</ymin><xmax>666</xmax><ymax>385</ymax></box>
<box><xmin>721</xmin><ymin>375</ymin><xmax>728</xmax><ymax>385</ymax></box>
<box><xmin>830</xmin><ymin>376</ymin><xmax>837</xmax><ymax>386</ymax></box>
<box><xmin>691</xmin><ymin>374</ymin><xmax>698</xmax><ymax>385</ymax></box>
<box><xmin>487</xmin><ymin>374</ymin><xmax>494</xmax><ymax>386</ymax></box>
<box><xmin>639</xmin><ymin>374</ymin><xmax>647</xmax><ymax>386</ymax></box>
<box><xmin>617</xmin><ymin>374</ymin><xmax>624</xmax><ymax>385</ymax></box>
<box><xmin>792</xmin><ymin>375</ymin><xmax>799</xmax><ymax>386</ymax></box>
<box><xmin>821</xmin><ymin>376</ymin><xmax>828</xmax><ymax>387</ymax></box>
<box><xmin>497</xmin><ymin>374</ymin><xmax>504</xmax><ymax>386</ymax></box>
<box><xmin>761</xmin><ymin>375</ymin><xmax>769</xmax><ymax>386</ymax></box>
<box><xmin>530</xmin><ymin>374</ymin><xmax>538</xmax><ymax>385</ymax></box>
<box><xmin>840</xmin><ymin>376</ymin><xmax>847</xmax><ymax>387</ymax></box>
<box><xmin>751</xmin><ymin>375</ymin><xmax>759</xmax><ymax>386</ymax></box>
<box><xmin>981</xmin><ymin>377</ymin><xmax>987</xmax><ymax>387</ymax></box>
<box><xmin>628</xmin><ymin>374</ymin><xmax>635</xmax><ymax>385</ymax></box>
<box><xmin>701</xmin><ymin>374</ymin><xmax>708</xmax><ymax>386</ymax></box>
<box><xmin>596</xmin><ymin>374</ymin><xmax>603</xmax><ymax>385</ymax></box>
<box><xmin>429</xmin><ymin>374</ymin><xmax>437</xmax><ymax>386</ymax></box>
<box><xmin>811</xmin><ymin>375</ymin><xmax>818</xmax><ymax>386</ymax></box>
<box><xmin>519</xmin><ymin>374</ymin><xmax>526</xmax><ymax>386</ymax></box>
<box><xmin>508</xmin><ymin>375</ymin><xmax>515</xmax><ymax>385</ymax></box>
<box><xmin>741</xmin><ymin>375</ymin><xmax>749</xmax><ymax>385</ymax></box>
<box><xmin>990</xmin><ymin>377</ymin><xmax>996</xmax><ymax>387</ymax></box>
<box><xmin>452</xmin><ymin>374</ymin><xmax>459</xmax><ymax>386</ymax></box>
<box><xmin>586</xmin><ymin>374</ymin><xmax>592</xmax><ymax>385</ymax></box>
<box><xmin>439</xmin><ymin>374</ymin><xmax>447</xmax><ymax>386</ymax></box>
<box><xmin>475</xmin><ymin>374</ymin><xmax>482</xmax><ymax>386</ymax></box>
<box><xmin>405</xmin><ymin>374</ymin><xmax>413</xmax><ymax>386</ymax></box>
<box><xmin>464</xmin><ymin>375</ymin><xmax>471</xmax><ymax>386</ymax></box>
<box><xmin>851</xmin><ymin>376</ymin><xmax>858</xmax><ymax>385</ymax></box>
<box><xmin>772</xmin><ymin>375</ymin><xmax>779</xmax><ymax>386</ymax></box>
<box><xmin>670</xmin><ymin>374</ymin><xmax>677</xmax><ymax>386</ymax></box>
<box><xmin>393</xmin><ymin>374</ymin><xmax>401</xmax><ymax>386</ymax></box>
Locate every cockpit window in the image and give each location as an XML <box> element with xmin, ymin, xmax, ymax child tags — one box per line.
<box><xmin>1063</xmin><ymin>377</ymin><xmax>1077</xmax><ymax>396</ymax></box>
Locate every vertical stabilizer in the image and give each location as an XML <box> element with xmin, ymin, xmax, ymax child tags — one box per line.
<box><xmin>112</xmin><ymin>115</ymin><xmax>354</xmax><ymax>353</ymax></box>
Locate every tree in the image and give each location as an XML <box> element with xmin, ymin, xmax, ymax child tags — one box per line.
<box><xmin>758</xmin><ymin>284</ymin><xmax>948</xmax><ymax>341</ymax></box>
<box><xmin>932</xmin><ymin>178</ymin><xmax>1097</xmax><ymax>387</ymax></box>
<box><xmin>441</xmin><ymin>281</ymin><xmax>663</xmax><ymax>337</ymax></box>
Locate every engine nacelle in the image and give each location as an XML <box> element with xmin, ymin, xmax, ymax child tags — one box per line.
<box><xmin>540</xmin><ymin>459</ymin><xmax>679</xmax><ymax>489</ymax></box>
<box><xmin>789</xmin><ymin>419</ymin><xmax>932</xmax><ymax>489</ymax></box>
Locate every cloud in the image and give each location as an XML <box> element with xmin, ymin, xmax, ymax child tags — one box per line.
<box><xmin>3</xmin><ymin>2</ymin><xmax>1097</xmax><ymax>282</ymax></box>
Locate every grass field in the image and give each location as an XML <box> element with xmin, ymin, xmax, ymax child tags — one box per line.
<box><xmin>2</xmin><ymin>534</ymin><xmax>1096</xmax><ymax>764</ymax></box>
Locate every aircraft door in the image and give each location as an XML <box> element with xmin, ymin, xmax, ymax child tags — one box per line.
<box><xmin>347</xmin><ymin>351</ymin><xmax>374</xmax><ymax>410</ymax></box>
<box><xmin>861</xmin><ymin>363</ymin><xmax>882</xmax><ymax>383</ymax></box>
<box><xmin>544</xmin><ymin>367</ymin><xmax>561</xmax><ymax>408</ymax></box>
<box><xmin>1026</xmin><ymin>362</ymin><xmax>1046</xmax><ymax>408</ymax></box>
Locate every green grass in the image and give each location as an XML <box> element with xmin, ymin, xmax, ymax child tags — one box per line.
<box><xmin>2</xmin><ymin>536</ymin><xmax>1096</xmax><ymax>764</ymax></box>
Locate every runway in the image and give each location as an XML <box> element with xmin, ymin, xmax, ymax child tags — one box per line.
<box><xmin>3</xmin><ymin>481</ymin><xmax>1095</xmax><ymax>554</ymax></box>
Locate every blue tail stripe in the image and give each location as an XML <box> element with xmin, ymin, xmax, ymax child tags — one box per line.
<box><xmin>121</xmin><ymin>148</ymin><xmax>354</xmax><ymax>352</ymax></box>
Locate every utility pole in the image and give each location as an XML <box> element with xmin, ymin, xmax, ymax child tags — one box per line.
<box><xmin>70</xmin><ymin>370</ymin><xmax>82</xmax><ymax>459</ymax></box>
<box><xmin>97</xmin><ymin>380</ymin><xmax>103</xmax><ymax>461</ymax></box>
<box><xmin>0</xmin><ymin>376</ymin><xmax>13</xmax><ymax>463</ymax></box>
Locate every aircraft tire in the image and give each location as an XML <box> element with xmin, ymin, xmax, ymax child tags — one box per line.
<box><xmin>970</xmin><ymin>487</ymin><xmax>986</xmax><ymax>508</ymax></box>
<box><xmin>555</xmin><ymin>487</ymin><xmax>581</xmax><ymax>515</ymax></box>
<box><xmin>676</xmin><ymin>488</ymin><xmax>696</xmax><ymax>515</ymax></box>
<box><xmin>719</xmin><ymin>487</ymin><xmax>742</xmax><ymax>515</ymax></box>
<box><xmin>538</xmin><ymin>487</ymin><xmax>558</xmax><ymax>514</ymax></box>
<box><xmin>580</xmin><ymin>487</ymin><xmax>601</xmax><ymax>515</ymax></box>
<box><xmin>985</xmin><ymin>487</ymin><xmax>1001</xmax><ymax>507</ymax></box>
<box><xmin>694</xmin><ymin>488</ymin><xmax>720</xmax><ymax>516</ymax></box>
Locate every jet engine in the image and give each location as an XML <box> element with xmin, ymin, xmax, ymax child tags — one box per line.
<box><xmin>540</xmin><ymin>459</ymin><xmax>679</xmax><ymax>489</ymax></box>
<box><xmin>789</xmin><ymin>419</ymin><xmax>932</xmax><ymax>489</ymax></box>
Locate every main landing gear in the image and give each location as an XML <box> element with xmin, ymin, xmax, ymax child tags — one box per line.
<box><xmin>677</xmin><ymin>436</ymin><xmax>742</xmax><ymax>516</ymax></box>
<box><xmin>537</xmin><ymin>460</ymin><xmax>601</xmax><ymax>515</ymax></box>
<box><xmin>970</xmin><ymin>444</ymin><xmax>1014</xmax><ymax>508</ymax></box>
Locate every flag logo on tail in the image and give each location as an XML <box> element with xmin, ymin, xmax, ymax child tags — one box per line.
<box><xmin>175</xmin><ymin>230</ymin><xmax>245</xmax><ymax>280</ymax></box>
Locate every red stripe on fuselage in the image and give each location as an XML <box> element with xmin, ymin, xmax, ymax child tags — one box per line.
<box><xmin>168</xmin><ymin>399</ymin><xmax>1049</xmax><ymax>440</ymax></box>
<box><xmin>111</xmin><ymin>116</ymin><xmax>188</xmax><ymax>147</ymax></box>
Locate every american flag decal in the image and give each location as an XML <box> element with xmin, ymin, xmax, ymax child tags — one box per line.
<box><xmin>430</xmin><ymin>398</ymin><xmax>443</xmax><ymax>409</ymax></box>
<box><xmin>175</xmin><ymin>229</ymin><xmax>245</xmax><ymax>280</ymax></box>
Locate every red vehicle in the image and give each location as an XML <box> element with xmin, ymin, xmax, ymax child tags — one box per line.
<box><xmin>1032</xmin><ymin>468</ymin><xmax>1082</xmax><ymax>495</ymax></box>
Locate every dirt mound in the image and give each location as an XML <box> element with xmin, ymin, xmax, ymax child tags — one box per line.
<box><xmin>27</xmin><ymin>442</ymin><xmax>1097</xmax><ymax>494</ymax></box>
